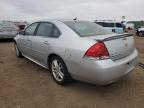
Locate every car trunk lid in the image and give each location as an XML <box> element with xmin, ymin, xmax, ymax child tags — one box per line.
<box><xmin>84</xmin><ymin>33</ymin><xmax>135</xmax><ymax>61</ymax></box>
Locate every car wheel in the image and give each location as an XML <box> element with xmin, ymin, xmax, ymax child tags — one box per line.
<box><xmin>14</xmin><ymin>43</ymin><xmax>23</xmax><ymax>58</ymax></box>
<box><xmin>139</xmin><ymin>32</ymin><xmax>144</xmax><ymax>37</ymax></box>
<box><xmin>50</xmin><ymin>56</ymin><xmax>71</xmax><ymax>85</ymax></box>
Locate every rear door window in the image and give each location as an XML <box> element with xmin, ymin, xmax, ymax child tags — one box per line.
<box><xmin>36</xmin><ymin>22</ymin><xmax>53</xmax><ymax>37</ymax></box>
<box><xmin>52</xmin><ymin>26</ymin><xmax>60</xmax><ymax>37</ymax></box>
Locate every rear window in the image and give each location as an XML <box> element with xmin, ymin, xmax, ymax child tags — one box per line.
<box><xmin>64</xmin><ymin>21</ymin><xmax>112</xmax><ymax>37</ymax></box>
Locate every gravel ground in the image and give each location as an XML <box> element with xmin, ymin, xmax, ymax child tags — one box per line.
<box><xmin>0</xmin><ymin>34</ymin><xmax>144</xmax><ymax>108</ymax></box>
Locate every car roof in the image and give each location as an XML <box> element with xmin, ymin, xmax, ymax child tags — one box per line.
<box><xmin>33</xmin><ymin>19</ymin><xmax>90</xmax><ymax>23</ymax></box>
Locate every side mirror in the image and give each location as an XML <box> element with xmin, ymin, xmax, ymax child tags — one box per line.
<box><xmin>18</xmin><ymin>31</ymin><xmax>25</xmax><ymax>35</ymax></box>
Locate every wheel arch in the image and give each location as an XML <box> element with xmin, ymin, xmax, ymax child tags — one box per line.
<box><xmin>47</xmin><ymin>53</ymin><xmax>72</xmax><ymax>84</ymax></box>
<box><xmin>47</xmin><ymin>53</ymin><xmax>65</xmax><ymax>68</ymax></box>
<box><xmin>14</xmin><ymin>39</ymin><xmax>17</xmax><ymax>44</ymax></box>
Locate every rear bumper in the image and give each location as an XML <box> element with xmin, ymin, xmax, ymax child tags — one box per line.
<box><xmin>0</xmin><ymin>34</ymin><xmax>16</xmax><ymax>39</ymax></box>
<box><xmin>69</xmin><ymin>49</ymin><xmax>138</xmax><ymax>85</ymax></box>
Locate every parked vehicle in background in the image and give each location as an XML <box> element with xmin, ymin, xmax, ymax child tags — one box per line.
<box><xmin>94</xmin><ymin>20</ymin><xmax>124</xmax><ymax>33</ymax></box>
<box><xmin>136</xmin><ymin>26</ymin><xmax>144</xmax><ymax>37</ymax></box>
<box><xmin>0</xmin><ymin>21</ymin><xmax>18</xmax><ymax>39</ymax></box>
<box><xmin>15</xmin><ymin>21</ymin><xmax>28</xmax><ymax>32</ymax></box>
<box><xmin>125</xmin><ymin>23</ymin><xmax>134</xmax><ymax>30</ymax></box>
<box><xmin>14</xmin><ymin>19</ymin><xmax>138</xmax><ymax>85</ymax></box>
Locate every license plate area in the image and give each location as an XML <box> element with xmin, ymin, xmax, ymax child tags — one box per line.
<box><xmin>124</xmin><ymin>59</ymin><xmax>135</xmax><ymax>74</ymax></box>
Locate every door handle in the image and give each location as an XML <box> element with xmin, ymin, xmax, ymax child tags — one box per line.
<box><xmin>44</xmin><ymin>41</ymin><xmax>50</xmax><ymax>45</ymax></box>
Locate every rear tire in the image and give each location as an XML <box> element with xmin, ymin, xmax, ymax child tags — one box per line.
<box><xmin>14</xmin><ymin>43</ymin><xmax>23</xmax><ymax>58</ymax></box>
<box><xmin>49</xmin><ymin>56</ymin><xmax>72</xmax><ymax>85</ymax></box>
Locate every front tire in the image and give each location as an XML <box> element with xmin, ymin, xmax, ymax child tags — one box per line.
<box><xmin>14</xmin><ymin>43</ymin><xmax>23</xmax><ymax>58</ymax></box>
<box><xmin>50</xmin><ymin>56</ymin><xmax>71</xmax><ymax>85</ymax></box>
<box><xmin>139</xmin><ymin>31</ymin><xmax>144</xmax><ymax>37</ymax></box>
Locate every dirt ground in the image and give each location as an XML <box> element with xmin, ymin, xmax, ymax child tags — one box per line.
<box><xmin>0</xmin><ymin>33</ymin><xmax>144</xmax><ymax>108</ymax></box>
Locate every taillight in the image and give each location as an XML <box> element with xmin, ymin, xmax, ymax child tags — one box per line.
<box><xmin>84</xmin><ymin>42</ymin><xmax>110</xmax><ymax>60</ymax></box>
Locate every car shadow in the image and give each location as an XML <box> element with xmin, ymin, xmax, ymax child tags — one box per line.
<box><xmin>20</xmin><ymin>56</ymin><xmax>132</xmax><ymax>92</ymax></box>
<box><xmin>0</xmin><ymin>39</ymin><xmax>14</xmax><ymax>43</ymax></box>
<box><xmin>63</xmin><ymin>74</ymin><xmax>132</xmax><ymax>94</ymax></box>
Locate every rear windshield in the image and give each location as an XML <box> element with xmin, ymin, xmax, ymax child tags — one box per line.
<box><xmin>64</xmin><ymin>21</ymin><xmax>112</xmax><ymax>37</ymax></box>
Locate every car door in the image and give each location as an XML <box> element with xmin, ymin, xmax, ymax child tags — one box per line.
<box><xmin>32</xmin><ymin>22</ymin><xmax>58</xmax><ymax>66</ymax></box>
<box><xmin>18</xmin><ymin>22</ymin><xmax>39</xmax><ymax>58</ymax></box>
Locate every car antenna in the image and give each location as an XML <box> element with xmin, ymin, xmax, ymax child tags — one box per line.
<box><xmin>73</xmin><ymin>17</ymin><xmax>77</xmax><ymax>22</ymax></box>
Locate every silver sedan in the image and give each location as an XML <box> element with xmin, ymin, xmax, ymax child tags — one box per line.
<box><xmin>14</xmin><ymin>19</ymin><xmax>138</xmax><ymax>85</ymax></box>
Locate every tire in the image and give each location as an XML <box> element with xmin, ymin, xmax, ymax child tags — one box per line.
<box><xmin>14</xmin><ymin>43</ymin><xmax>23</xmax><ymax>58</ymax></box>
<box><xmin>139</xmin><ymin>31</ymin><xmax>144</xmax><ymax>37</ymax></box>
<box><xmin>49</xmin><ymin>56</ymin><xmax>71</xmax><ymax>85</ymax></box>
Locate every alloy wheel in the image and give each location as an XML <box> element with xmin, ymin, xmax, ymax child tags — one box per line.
<box><xmin>51</xmin><ymin>59</ymin><xmax>64</xmax><ymax>82</ymax></box>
